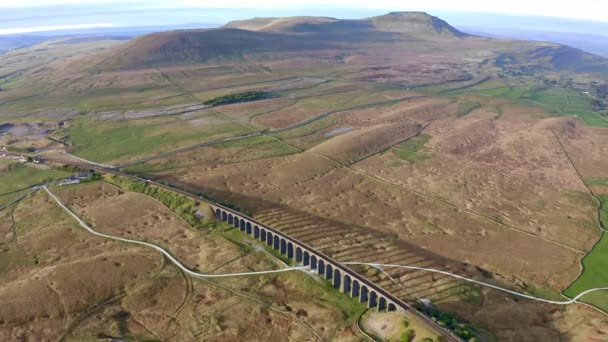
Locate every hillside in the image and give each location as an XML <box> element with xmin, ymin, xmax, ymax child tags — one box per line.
<box><xmin>99</xmin><ymin>12</ymin><xmax>467</xmax><ymax>70</ymax></box>
<box><xmin>98</xmin><ymin>28</ymin><xmax>338</xmax><ymax>70</ymax></box>
<box><xmin>43</xmin><ymin>11</ymin><xmax>608</xmax><ymax>77</ymax></box>
<box><xmin>369</xmin><ymin>11</ymin><xmax>468</xmax><ymax>38</ymax></box>
<box><xmin>224</xmin><ymin>11</ymin><xmax>466</xmax><ymax>38</ymax></box>
<box><xmin>495</xmin><ymin>44</ymin><xmax>608</xmax><ymax>73</ymax></box>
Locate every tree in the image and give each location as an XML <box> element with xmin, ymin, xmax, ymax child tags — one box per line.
<box><xmin>400</xmin><ymin>329</ymin><xmax>415</xmax><ymax>342</ymax></box>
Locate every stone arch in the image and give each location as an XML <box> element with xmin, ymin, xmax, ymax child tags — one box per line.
<box><xmin>215</xmin><ymin>209</ymin><xmax>221</xmax><ymax>219</ymax></box>
<box><xmin>240</xmin><ymin>220</ymin><xmax>246</xmax><ymax>232</ymax></box>
<box><xmin>233</xmin><ymin>217</ymin><xmax>240</xmax><ymax>228</ymax></box>
<box><xmin>378</xmin><ymin>297</ymin><xmax>387</xmax><ymax>311</ymax></box>
<box><xmin>260</xmin><ymin>228</ymin><xmax>266</xmax><ymax>241</ymax></box>
<box><xmin>287</xmin><ymin>242</ymin><xmax>294</xmax><ymax>259</ymax></box>
<box><xmin>388</xmin><ymin>303</ymin><xmax>397</xmax><ymax>312</ymax></box>
<box><xmin>310</xmin><ymin>255</ymin><xmax>318</xmax><ymax>270</ymax></box>
<box><xmin>333</xmin><ymin>269</ymin><xmax>341</xmax><ymax>288</ymax></box>
<box><xmin>244</xmin><ymin>221</ymin><xmax>250</xmax><ymax>232</ymax></box>
<box><xmin>246</xmin><ymin>223</ymin><xmax>252</xmax><ymax>235</ymax></box>
<box><xmin>369</xmin><ymin>291</ymin><xmax>378</xmax><ymax>308</ymax></box>
<box><xmin>227</xmin><ymin>214</ymin><xmax>233</xmax><ymax>225</ymax></box>
<box><xmin>266</xmin><ymin>232</ymin><xmax>273</xmax><ymax>246</ymax></box>
<box><xmin>221</xmin><ymin>211</ymin><xmax>227</xmax><ymax>221</ymax></box>
<box><xmin>254</xmin><ymin>226</ymin><xmax>260</xmax><ymax>238</ymax></box>
<box><xmin>280</xmin><ymin>239</ymin><xmax>287</xmax><ymax>254</ymax></box>
<box><xmin>303</xmin><ymin>251</ymin><xmax>310</xmax><ymax>266</ymax></box>
<box><xmin>360</xmin><ymin>286</ymin><xmax>368</xmax><ymax>303</ymax></box>
<box><xmin>352</xmin><ymin>280</ymin><xmax>360</xmax><ymax>298</ymax></box>
<box><xmin>295</xmin><ymin>247</ymin><xmax>303</xmax><ymax>262</ymax></box>
<box><xmin>326</xmin><ymin>264</ymin><xmax>333</xmax><ymax>280</ymax></box>
<box><xmin>318</xmin><ymin>259</ymin><xmax>326</xmax><ymax>276</ymax></box>
<box><xmin>273</xmin><ymin>235</ymin><xmax>280</xmax><ymax>250</ymax></box>
<box><xmin>343</xmin><ymin>274</ymin><xmax>352</xmax><ymax>294</ymax></box>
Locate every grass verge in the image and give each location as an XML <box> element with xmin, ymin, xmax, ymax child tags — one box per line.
<box><xmin>563</xmin><ymin>232</ymin><xmax>608</xmax><ymax>312</ymax></box>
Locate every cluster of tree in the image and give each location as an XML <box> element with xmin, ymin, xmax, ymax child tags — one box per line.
<box><xmin>84</xmin><ymin>171</ymin><xmax>102</xmax><ymax>182</ymax></box>
<box><xmin>414</xmin><ymin>303</ymin><xmax>479</xmax><ymax>341</ymax></box>
<box><xmin>110</xmin><ymin>176</ymin><xmax>201</xmax><ymax>227</ymax></box>
<box><xmin>54</xmin><ymin>165</ymin><xmax>84</xmax><ymax>173</ymax></box>
<box><xmin>203</xmin><ymin>91</ymin><xmax>270</xmax><ymax>106</ymax></box>
<box><xmin>400</xmin><ymin>329</ymin><xmax>415</xmax><ymax>342</ymax></box>
<box><xmin>594</xmin><ymin>83</ymin><xmax>608</xmax><ymax>99</ymax></box>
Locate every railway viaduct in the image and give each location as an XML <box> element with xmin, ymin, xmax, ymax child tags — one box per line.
<box><xmin>212</xmin><ymin>204</ymin><xmax>403</xmax><ymax>312</ymax></box>
<box><xmin>42</xmin><ymin>157</ymin><xmax>458</xmax><ymax>340</ymax></box>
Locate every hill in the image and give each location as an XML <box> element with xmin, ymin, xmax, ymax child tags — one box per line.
<box><xmin>369</xmin><ymin>11</ymin><xmax>468</xmax><ymax>38</ymax></box>
<box><xmin>83</xmin><ymin>11</ymin><xmax>608</xmax><ymax>76</ymax></box>
<box><xmin>99</xmin><ymin>12</ymin><xmax>468</xmax><ymax>70</ymax></box>
<box><xmin>98</xmin><ymin>28</ymin><xmax>338</xmax><ymax>70</ymax></box>
<box><xmin>225</xmin><ymin>11</ymin><xmax>466</xmax><ymax>38</ymax></box>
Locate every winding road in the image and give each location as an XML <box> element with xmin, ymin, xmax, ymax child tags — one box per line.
<box><xmin>40</xmin><ymin>186</ymin><xmax>608</xmax><ymax>307</ymax></box>
<box><xmin>43</xmin><ymin>186</ymin><xmax>309</xmax><ymax>278</ymax></box>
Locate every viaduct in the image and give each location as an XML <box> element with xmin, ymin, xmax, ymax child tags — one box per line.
<box><xmin>212</xmin><ymin>204</ymin><xmax>400</xmax><ymax>312</ymax></box>
<box><xmin>211</xmin><ymin>204</ymin><xmax>461</xmax><ymax>341</ymax></box>
<box><xmin>39</xmin><ymin>156</ymin><xmax>459</xmax><ymax>341</ymax></box>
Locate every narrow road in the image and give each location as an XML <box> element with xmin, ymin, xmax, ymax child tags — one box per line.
<box><xmin>344</xmin><ymin>262</ymin><xmax>608</xmax><ymax>306</ymax></box>
<box><xmin>43</xmin><ymin>186</ymin><xmax>308</xmax><ymax>278</ymax></box>
<box><xmin>42</xmin><ymin>184</ymin><xmax>608</xmax><ymax>307</ymax></box>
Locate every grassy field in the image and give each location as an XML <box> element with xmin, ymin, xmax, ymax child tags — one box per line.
<box><xmin>65</xmin><ymin>115</ymin><xmax>253</xmax><ymax>163</ymax></box>
<box><xmin>462</xmin><ymin>81</ymin><xmax>608</xmax><ymax>127</ymax></box>
<box><xmin>572</xmin><ymin>110</ymin><xmax>608</xmax><ymax>128</ymax></box>
<box><xmin>471</xmin><ymin>85</ymin><xmax>532</xmax><ymax>100</ymax></box>
<box><xmin>216</xmin><ymin>135</ymin><xmax>301</xmax><ymax>157</ymax></box>
<box><xmin>390</xmin><ymin>134</ymin><xmax>432</xmax><ymax>163</ymax></box>
<box><xmin>455</xmin><ymin>100</ymin><xmax>482</xmax><ymax>117</ymax></box>
<box><xmin>564</xmin><ymin>232</ymin><xmax>608</xmax><ymax>312</ymax></box>
<box><xmin>122</xmin><ymin>135</ymin><xmax>300</xmax><ymax>174</ymax></box>
<box><xmin>0</xmin><ymin>161</ymin><xmax>70</xmax><ymax>195</ymax></box>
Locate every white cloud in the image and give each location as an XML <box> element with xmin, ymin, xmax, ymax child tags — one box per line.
<box><xmin>0</xmin><ymin>23</ymin><xmax>115</xmax><ymax>35</ymax></box>
<box><xmin>1</xmin><ymin>0</ymin><xmax>607</xmax><ymax>22</ymax></box>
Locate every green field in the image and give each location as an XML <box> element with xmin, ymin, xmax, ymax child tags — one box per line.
<box><xmin>0</xmin><ymin>161</ymin><xmax>70</xmax><ymax>195</ymax></box>
<box><xmin>65</xmin><ymin>115</ymin><xmax>254</xmax><ymax>163</ymax></box>
<box><xmin>398</xmin><ymin>133</ymin><xmax>431</xmax><ymax>152</ymax></box>
<box><xmin>455</xmin><ymin>101</ymin><xmax>482</xmax><ymax>117</ymax></box>
<box><xmin>471</xmin><ymin>85</ymin><xmax>532</xmax><ymax>100</ymax></box>
<box><xmin>123</xmin><ymin>135</ymin><xmax>300</xmax><ymax>174</ymax></box>
<box><xmin>564</xmin><ymin>232</ymin><xmax>608</xmax><ymax>312</ymax></box>
<box><xmin>597</xmin><ymin>195</ymin><xmax>608</xmax><ymax>231</ymax></box>
<box><xmin>586</xmin><ymin>179</ymin><xmax>608</xmax><ymax>187</ymax></box>
<box><xmin>571</xmin><ymin>110</ymin><xmax>608</xmax><ymax>128</ymax></box>
<box><xmin>464</xmin><ymin>83</ymin><xmax>608</xmax><ymax>127</ymax></box>
<box><xmin>563</xmin><ymin>179</ymin><xmax>608</xmax><ymax>312</ymax></box>
<box><xmin>393</xmin><ymin>149</ymin><xmax>429</xmax><ymax>163</ymax></box>
<box><xmin>390</xmin><ymin>134</ymin><xmax>432</xmax><ymax>163</ymax></box>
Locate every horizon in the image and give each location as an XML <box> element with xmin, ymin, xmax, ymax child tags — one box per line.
<box><xmin>2</xmin><ymin>2</ymin><xmax>608</xmax><ymax>36</ymax></box>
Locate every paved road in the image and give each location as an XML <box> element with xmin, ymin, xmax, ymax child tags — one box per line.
<box><xmin>344</xmin><ymin>262</ymin><xmax>608</xmax><ymax>306</ymax></box>
<box><xmin>43</xmin><ymin>186</ymin><xmax>309</xmax><ymax>278</ymax></box>
<box><xmin>39</xmin><ymin>169</ymin><xmax>608</xmax><ymax>342</ymax></box>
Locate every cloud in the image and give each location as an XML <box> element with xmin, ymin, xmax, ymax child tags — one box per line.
<box><xmin>0</xmin><ymin>23</ymin><xmax>115</xmax><ymax>35</ymax></box>
<box><xmin>3</xmin><ymin>0</ymin><xmax>608</xmax><ymax>22</ymax></box>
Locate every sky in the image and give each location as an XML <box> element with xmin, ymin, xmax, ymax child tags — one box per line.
<box><xmin>1</xmin><ymin>0</ymin><xmax>607</xmax><ymax>22</ymax></box>
<box><xmin>1</xmin><ymin>0</ymin><xmax>608</xmax><ymax>35</ymax></box>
